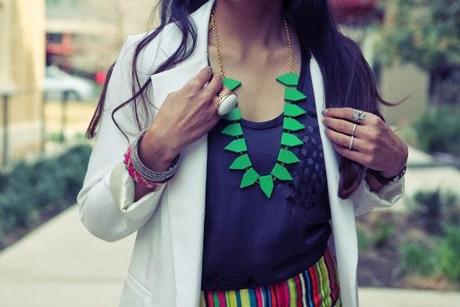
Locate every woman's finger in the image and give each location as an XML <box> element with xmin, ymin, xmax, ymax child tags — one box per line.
<box><xmin>323</xmin><ymin>107</ymin><xmax>378</xmax><ymax>126</ymax></box>
<box><xmin>324</xmin><ymin>128</ymin><xmax>369</xmax><ymax>152</ymax></box>
<box><xmin>184</xmin><ymin>66</ymin><xmax>214</xmax><ymax>92</ymax></box>
<box><xmin>333</xmin><ymin>144</ymin><xmax>372</xmax><ymax>167</ymax></box>
<box><xmin>322</xmin><ymin>117</ymin><xmax>364</xmax><ymax>138</ymax></box>
<box><xmin>202</xmin><ymin>72</ymin><xmax>224</xmax><ymax>98</ymax></box>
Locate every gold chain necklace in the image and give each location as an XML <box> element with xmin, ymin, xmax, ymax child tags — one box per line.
<box><xmin>209</xmin><ymin>7</ymin><xmax>308</xmax><ymax>199</ymax></box>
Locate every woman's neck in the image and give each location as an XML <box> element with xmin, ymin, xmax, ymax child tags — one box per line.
<box><xmin>211</xmin><ymin>0</ymin><xmax>285</xmax><ymax>52</ymax></box>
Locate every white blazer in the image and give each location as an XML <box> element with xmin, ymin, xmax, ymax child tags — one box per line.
<box><xmin>77</xmin><ymin>0</ymin><xmax>405</xmax><ymax>306</ymax></box>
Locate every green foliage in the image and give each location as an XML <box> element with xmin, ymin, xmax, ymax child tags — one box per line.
<box><xmin>357</xmin><ymin>225</ymin><xmax>372</xmax><ymax>251</ymax></box>
<box><xmin>0</xmin><ymin>145</ymin><xmax>91</xmax><ymax>244</ymax></box>
<box><xmin>413</xmin><ymin>106</ymin><xmax>460</xmax><ymax>156</ymax></box>
<box><xmin>356</xmin><ymin>220</ymin><xmax>396</xmax><ymax>251</ymax></box>
<box><xmin>435</xmin><ymin>225</ymin><xmax>460</xmax><ymax>281</ymax></box>
<box><xmin>400</xmin><ymin>241</ymin><xmax>436</xmax><ymax>276</ymax></box>
<box><xmin>376</xmin><ymin>0</ymin><xmax>460</xmax><ymax>71</ymax></box>
<box><xmin>400</xmin><ymin>225</ymin><xmax>460</xmax><ymax>282</ymax></box>
<box><xmin>373</xmin><ymin>223</ymin><xmax>396</xmax><ymax>248</ymax></box>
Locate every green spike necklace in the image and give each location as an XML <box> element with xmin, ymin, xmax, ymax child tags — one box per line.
<box><xmin>210</xmin><ymin>9</ymin><xmax>307</xmax><ymax>199</ymax></box>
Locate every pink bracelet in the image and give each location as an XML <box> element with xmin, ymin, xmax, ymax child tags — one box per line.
<box><xmin>123</xmin><ymin>145</ymin><xmax>159</xmax><ymax>189</ymax></box>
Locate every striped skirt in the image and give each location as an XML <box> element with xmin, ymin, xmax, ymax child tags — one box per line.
<box><xmin>200</xmin><ymin>248</ymin><xmax>341</xmax><ymax>307</ymax></box>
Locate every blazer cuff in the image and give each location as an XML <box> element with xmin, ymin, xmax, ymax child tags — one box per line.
<box><xmin>108</xmin><ymin>161</ymin><xmax>167</xmax><ymax>220</ymax></box>
<box><xmin>352</xmin><ymin>174</ymin><xmax>405</xmax><ymax>216</ymax></box>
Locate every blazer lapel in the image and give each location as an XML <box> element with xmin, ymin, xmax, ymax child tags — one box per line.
<box><xmin>310</xmin><ymin>57</ymin><xmax>358</xmax><ymax>307</ymax></box>
<box><xmin>149</xmin><ymin>0</ymin><xmax>216</xmax><ymax>306</ymax></box>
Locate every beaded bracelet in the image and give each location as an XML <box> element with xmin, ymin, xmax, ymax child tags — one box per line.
<box><xmin>130</xmin><ymin>129</ymin><xmax>180</xmax><ymax>183</ymax></box>
<box><xmin>123</xmin><ymin>146</ymin><xmax>159</xmax><ymax>189</ymax></box>
<box><xmin>123</xmin><ymin>129</ymin><xmax>180</xmax><ymax>189</ymax></box>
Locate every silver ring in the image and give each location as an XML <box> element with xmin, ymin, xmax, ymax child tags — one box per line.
<box><xmin>348</xmin><ymin>135</ymin><xmax>354</xmax><ymax>150</ymax></box>
<box><xmin>351</xmin><ymin>123</ymin><xmax>357</xmax><ymax>137</ymax></box>
<box><xmin>352</xmin><ymin>110</ymin><xmax>367</xmax><ymax>123</ymax></box>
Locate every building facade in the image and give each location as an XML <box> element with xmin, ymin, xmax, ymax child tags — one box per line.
<box><xmin>0</xmin><ymin>0</ymin><xmax>45</xmax><ymax>164</ymax></box>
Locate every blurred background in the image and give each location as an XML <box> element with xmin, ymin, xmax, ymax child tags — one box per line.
<box><xmin>0</xmin><ymin>0</ymin><xmax>458</xmax><ymax>306</ymax></box>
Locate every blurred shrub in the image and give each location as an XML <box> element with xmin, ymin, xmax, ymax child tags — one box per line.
<box><xmin>435</xmin><ymin>225</ymin><xmax>460</xmax><ymax>282</ymax></box>
<box><xmin>357</xmin><ymin>219</ymin><xmax>396</xmax><ymax>251</ymax></box>
<box><xmin>413</xmin><ymin>106</ymin><xmax>460</xmax><ymax>157</ymax></box>
<box><xmin>400</xmin><ymin>224</ymin><xmax>460</xmax><ymax>282</ymax></box>
<box><xmin>357</xmin><ymin>224</ymin><xmax>372</xmax><ymax>251</ymax></box>
<box><xmin>412</xmin><ymin>188</ymin><xmax>459</xmax><ymax>232</ymax></box>
<box><xmin>0</xmin><ymin>144</ymin><xmax>91</xmax><ymax>245</ymax></box>
<box><xmin>400</xmin><ymin>241</ymin><xmax>436</xmax><ymax>276</ymax></box>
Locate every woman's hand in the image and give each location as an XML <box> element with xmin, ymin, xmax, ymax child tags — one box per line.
<box><xmin>139</xmin><ymin>66</ymin><xmax>224</xmax><ymax>172</ymax></box>
<box><xmin>321</xmin><ymin>107</ymin><xmax>408</xmax><ymax>179</ymax></box>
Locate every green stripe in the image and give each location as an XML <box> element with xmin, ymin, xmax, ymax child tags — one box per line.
<box><xmin>287</xmin><ymin>276</ymin><xmax>297</xmax><ymax>307</ymax></box>
<box><xmin>213</xmin><ymin>292</ymin><xmax>220</xmax><ymax>307</ymax></box>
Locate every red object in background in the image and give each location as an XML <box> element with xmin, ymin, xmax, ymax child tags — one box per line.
<box><xmin>94</xmin><ymin>70</ymin><xmax>107</xmax><ymax>86</ymax></box>
<box><xmin>46</xmin><ymin>33</ymin><xmax>73</xmax><ymax>56</ymax></box>
<box><xmin>329</xmin><ymin>0</ymin><xmax>381</xmax><ymax>24</ymax></box>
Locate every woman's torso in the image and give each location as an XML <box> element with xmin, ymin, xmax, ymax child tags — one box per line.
<box><xmin>201</xmin><ymin>47</ymin><xmax>332</xmax><ymax>291</ymax></box>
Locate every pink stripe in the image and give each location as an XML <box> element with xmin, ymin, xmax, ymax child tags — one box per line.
<box><xmin>277</xmin><ymin>280</ymin><xmax>288</xmax><ymax>304</ymax></box>
<box><xmin>255</xmin><ymin>287</ymin><xmax>264</xmax><ymax>306</ymax></box>
<box><xmin>308</xmin><ymin>266</ymin><xmax>321</xmax><ymax>307</ymax></box>
<box><xmin>206</xmin><ymin>292</ymin><xmax>214</xmax><ymax>307</ymax></box>
<box><xmin>284</xmin><ymin>279</ymin><xmax>291</xmax><ymax>304</ymax></box>
<box><xmin>217</xmin><ymin>291</ymin><xmax>226</xmax><ymax>306</ymax></box>
<box><xmin>294</xmin><ymin>275</ymin><xmax>303</xmax><ymax>307</ymax></box>
<box><xmin>270</xmin><ymin>284</ymin><xmax>278</xmax><ymax>307</ymax></box>
<box><xmin>325</xmin><ymin>250</ymin><xmax>340</xmax><ymax>301</ymax></box>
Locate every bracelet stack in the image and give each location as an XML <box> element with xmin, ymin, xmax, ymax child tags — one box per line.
<box><xmin>123</xmin><ymin>129</ymin><xmax>180</xmax><ymax>189</ymax></box>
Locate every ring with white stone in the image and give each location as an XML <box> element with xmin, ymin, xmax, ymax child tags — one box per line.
<box><xmin>217</xmin><ymin>92</ymin><xmax>238</xmax><ymax>116</ymax></box>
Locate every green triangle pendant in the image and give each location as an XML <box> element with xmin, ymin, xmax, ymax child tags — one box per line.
<box><xmin>230</xmin><ymin>154</ymin><xmax>251</xmax><ymax>170</ymax></box>
<box><xmin>271</xmin><ymin>163</ymin><xmax>293</xmax><ymax>181</ymax></box>
<box><xmin>281</xmin><ymin>132</ymin><xmax>303</xmax><ymax>147</ymax></box>
<box><xmin>221</xmin><ymin>123</ymin><xmax>243</xmax><ymax>136</ymax></box>
<box><xmin>259</xmin><ymin>175</ymin><xmax>274</xmax><ymax>198</ymax></box>
<box><xmin>283</xmin><ymin>117</ymin><xmax>305</xmax><ymax>131</ymax></box>
<box><xmin>278</xmin><ymin>148</ymin><xmax>301</xmax><ymax>164</ymax></box>
<box><xmin>223</xmin><ymin>107</ymin><xmax>241</xmax><ymax>121</ymax></box>
<box><xmin>284</xmin><ymin>103</ymin><xmax>306</xmax><ymax>117</ymax></box>
<box><xmin>285</xmin><ymin>87</ymin><xmax>307</xmax><ymax>102</ymax></box>
<box><xmin>276</xmin><ymin>72</ymin><xmax>299</xmax><ymax>86</ymax></box>
<box><xmin>240</xmin><ymin>167</ymin><xmax>259</xmax><ymax>188</ymax></box>
<box><xmin>223</xmin><ymin>77</ymin><xmax>241</xmax><ymax>91</ymax></box>
<box><xmin>224</xmin><ymin>138</ymin><xmax>247</xmax><ymax>153</ymax></box>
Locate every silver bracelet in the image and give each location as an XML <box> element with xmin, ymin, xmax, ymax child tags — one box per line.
<box><xmin>130</xmin><ymin>129</ymin><xmax>180</xmax><ymax>183</ymax></box>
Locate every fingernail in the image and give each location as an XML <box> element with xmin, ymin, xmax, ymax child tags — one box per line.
<box><xmin>322</xmin><ymin>109</ymin><xmax>328</xmax><ymax>115</ymax></box>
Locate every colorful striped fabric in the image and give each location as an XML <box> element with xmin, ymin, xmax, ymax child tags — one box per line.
<box><xmin>200</xmin><ymin>248</ymin><xmax>341</xmax><ymax>307</ymax></box>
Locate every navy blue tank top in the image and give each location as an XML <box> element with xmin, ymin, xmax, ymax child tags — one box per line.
<box><xmin>201</xmin><ymin>48</ymin><xmax>331</xmax><ymax>291</ymax></box>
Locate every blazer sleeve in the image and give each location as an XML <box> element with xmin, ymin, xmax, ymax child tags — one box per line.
<box><xmin>351</xmin><ymin>171</ymin><xmax>405</xmax><ymax>216</ymax></box>
<box><xmin>77</xmin><ymin>33</ymin><xmax>166</xmax><ymax>242</ymax></box>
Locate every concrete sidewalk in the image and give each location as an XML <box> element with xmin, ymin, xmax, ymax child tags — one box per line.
<box><xmin>0</xmin><ymin>205</ymin><xmax>459</xmax><ymax>307</ymax></box>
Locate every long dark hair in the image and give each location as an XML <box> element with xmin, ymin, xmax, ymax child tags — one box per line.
<box><xmin>86</xmin><ymin>0</ymin><xmax>401</xmax><ymax>199</ymax></box>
